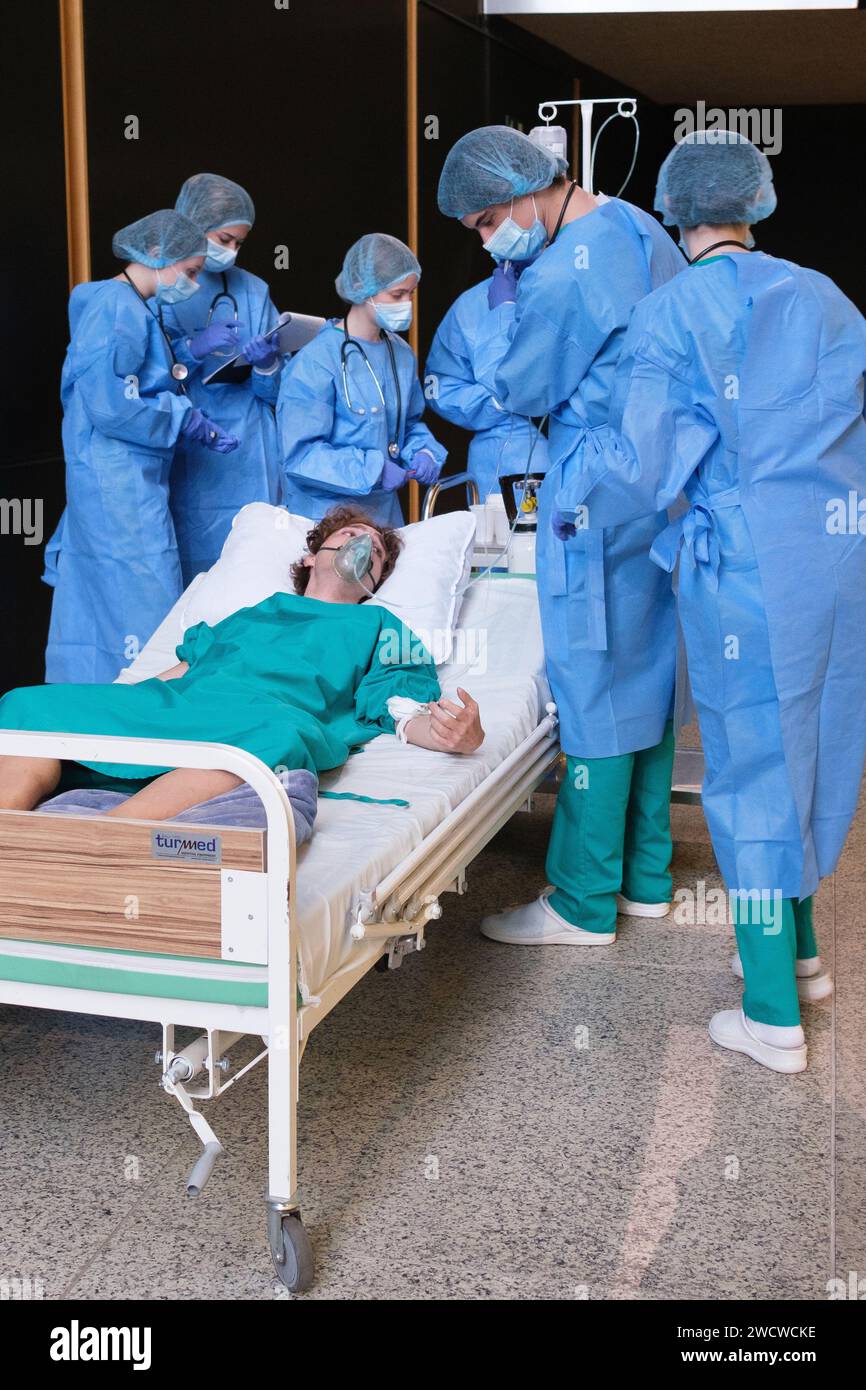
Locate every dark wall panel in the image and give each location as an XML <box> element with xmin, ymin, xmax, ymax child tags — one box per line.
<box><xmin>84</xmin><ymin>0</ymin><xmax>406</xmax><ymax>318</ymax></box>
<box><xmin>743</xmin><ymin>105</ymin><xmax>866</xmax><ymax>311</ymax></box>
<box><xmin>0</xmin><ymin>5</ymin><xmax>66</xmax><ymax>691</ymax></box>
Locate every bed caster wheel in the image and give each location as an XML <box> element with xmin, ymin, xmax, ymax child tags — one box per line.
<box><xmin>269</xmin><ymin>1212</ymin><xmax>314</xmax><ymax>1292</ymax></box>
<box><xmin>374</xmin><ymin>954</ymin><xmax>391</xmax><ymax>973</ymax></box>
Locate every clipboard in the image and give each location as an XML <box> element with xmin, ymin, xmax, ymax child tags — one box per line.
<box><xmin>202</xmin><ymin>311</ymin><xmax>326</xmax><ymax>386</ymax></box>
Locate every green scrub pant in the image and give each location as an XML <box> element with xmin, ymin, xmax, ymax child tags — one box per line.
<box><xmin>731</xmin><ymin>894</ymin><xmax>816</xmax><ymax>1027</ymax></box>
<box><xmin>547</xmin><ymin>722</ymin><xmax>675</xmax><ymax>936</ymax></box>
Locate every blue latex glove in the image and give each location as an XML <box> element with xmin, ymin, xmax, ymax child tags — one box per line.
<box><xmin>381</xmin><ymin>458</ymin><xmax>408</xmax><ymax>491</ymax></box>
<box><xmin>406</xmin><ymin>449</ymin><xmax>440</xmax><ymax>485</ymax></box>
<box><xmin>552</xmin><ymin>509</ymin><xmax>577</xmax><ymax>541</ymax></box>
<box><xmin>181</xmin><ymin>408</ymin><xmax>240</xmax><ymax>454</ymax></box>
<box><xmin>187</xmin><ymin>321</ymin><xmax>246</xmax><ymax>361</ymax></box>
<box><xmin>241</xmin><ymin>333</ymin><xmax>279</xmax><ymax>370</ymax></box>
<box><xmin>488</xmin><ymin>263</ymin><xmax>518</xmax><ymax>309</ymax></box>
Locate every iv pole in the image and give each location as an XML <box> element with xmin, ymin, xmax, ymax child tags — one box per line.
<box><xmin>537</xmin><ymin>97</ymin><xmax>638</xmax><ymax>194</ymax></box>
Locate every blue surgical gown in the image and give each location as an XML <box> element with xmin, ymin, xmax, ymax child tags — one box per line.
<box><xmin>425</xmin><ymin>278</ymin><xmax>549</xmax><ymax>501</ymax></box>
<box><xmin>276</xmin><ymin>321</ymin><xmax>447</xmax><ymax>527</ymax></box>
<box><xmin>164</xmin><ymin>266</ymin><xmax>282</xmax><ymax>584</ymax></box>
<box><xmin>490</xmin><ymin>197</ymin><xmax>684</xmax><ymax>757</ymax></box>
<box><xmin>563</xmin><ymin>251</ymin><xmax>866</xmax><ymax>900</ymax></box>
<box><xmin>43</xmin><ymin>279</ymin><xmax>192</xmax><ymax>684</ymax></box>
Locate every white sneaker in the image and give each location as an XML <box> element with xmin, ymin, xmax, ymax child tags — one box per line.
<box><xmin>730</xmin><ymin>952</ymin><xmax>834</xmax><ymax>1002</ymax></box>
<box><xmin>616</xmin><ymin>893</ymin><xmax>671</xmax><ymax>918</ymax></box>
<box><xmin>708</xmin><ymin>1009</ymin><xmax>807</xmax><ymax>1074</ymax></box>
<box><xmin>480</xmin><ymin>890</ymin><xmax>616</xmax><ymax>946</ymax></box>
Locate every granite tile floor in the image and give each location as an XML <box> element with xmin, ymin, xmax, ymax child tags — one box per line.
<box><xmin>1</xmin><ymin>784</ymin><xmax>862</xmax><ymax>1301</ymax></box>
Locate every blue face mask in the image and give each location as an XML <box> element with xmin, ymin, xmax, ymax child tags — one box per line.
<box><xmin>204</xmin><ymin>239</ymin><xmax>238</xmax><ymax>273</ymax></box>
<box><xmin>489</xmin><ymin>248</ymin><xmax>540</xmax><ymax>269</ymax></box>
<box><xmin>485</xmin><ymin>196</ymin><xmax>547</xmax><ymax>264</ymax></box>
<box><xmin>154</xmin><ymin>268</ymin><xmax>200</xmax><ymax>305</ymax></box>
<box><xmin>369</xmin><ymin>298</ymin><xmax>413</xmax><ymax>332</ymax></box>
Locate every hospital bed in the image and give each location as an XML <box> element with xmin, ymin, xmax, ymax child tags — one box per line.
<box><xmin>0</xmin><ymin>500</ymin><xmax>559</xmax><ymax>1292</ymax></box>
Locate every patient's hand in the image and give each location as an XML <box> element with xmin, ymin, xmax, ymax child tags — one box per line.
<box><xmin>406</xmin><ymin>687</ymin><xmax>484</xmax><ymax>755</ymax></box>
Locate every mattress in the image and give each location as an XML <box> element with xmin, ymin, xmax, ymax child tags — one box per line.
<box><xmin>295</xmin><ymin>575</ymin><xmax>548</xmax><ymax>994</ymax></box>
<box><xmin>0</xmin><ymin>576</ymin><xmax>550</xmax><ymax>1006</ymax></box>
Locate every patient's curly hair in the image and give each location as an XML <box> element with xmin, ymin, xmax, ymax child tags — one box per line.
<box><xmin>291</xmin><ymin>506</ymin><xmax>402</xmax><ymax>595</ymax></box>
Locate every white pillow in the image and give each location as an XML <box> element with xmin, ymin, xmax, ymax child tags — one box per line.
<box><xmin>118</xmin><ymin>504</ymin><xmax>475</xmax><ymax>681</ymax></box>
<box><xmin>182</xmin><ymin>504</ymin><xmax>310</xmax><ymax>628</ymax></box>
<box><xmin>367</xmin><ymin>510</ymin><xmax>475</xmax><ymax>662</ymax></box>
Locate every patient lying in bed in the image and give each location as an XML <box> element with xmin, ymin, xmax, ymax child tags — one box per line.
<box><xmin>0</xmin><ymin>506</ymin><xmax>484</xmax><ymax>822</ymax></box>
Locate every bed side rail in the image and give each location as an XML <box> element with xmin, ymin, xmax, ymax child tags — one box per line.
<box><xmin>422</xmin><ymin>470</ymin><xmax>480</xmax><ymax>520</ymax></box>
<box><xmin>354</xmin><ymin>708</ymin><xmax>560</xmax><ymax>937</ymax></box>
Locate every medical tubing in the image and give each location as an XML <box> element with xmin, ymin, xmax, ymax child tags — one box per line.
<box><xmin>589</xmin><ymin>110</ymin><xmax>640</xmax><ymax>199</ymax></box>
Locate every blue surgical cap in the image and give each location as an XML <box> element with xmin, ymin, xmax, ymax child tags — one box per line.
<box><xmin>438</xmin><ymin>125</ymin><xmax>567</xmax><ymax>219</ymax></box>
<box><xmin>175</xmin><ymin>172</ymin><xmax>255</xmax><ymax>232</ymax></box>
<box><xmin>654</xmin><ymin>130</ymin><xmax>776</xmax><ymax>228</ymax></box>
<box><xmin>111</xmin><ymin>210</ymin><xmax>207</xmax><ymax>268</ymax></box>
<box><xmin>335</xmin><ymin>234</ymin><xmax>421</xmax><ymax>304</ymax></box>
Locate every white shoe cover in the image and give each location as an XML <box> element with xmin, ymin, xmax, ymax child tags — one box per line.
<box><xmin>480</xmin><ymin>890</ymin><xmax>616</xmax><ymax>946</ymax></box>
<box><xmin>616</xmin><ymin>893</ymin><xmax>671</xmax><ymax>918</ymax></box>
<box><xmin>708</xmin><ymin>1009</ymin><xmax>807</xmax><ymax>1073</ymax></box>
<box><xmin>730</xmin><ymin>952</ymin><xmax>833</xmax><ymax>1001</ymax></box>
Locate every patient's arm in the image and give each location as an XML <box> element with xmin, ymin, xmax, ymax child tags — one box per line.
<box><xmin>155</xmin><ymin>660</ymin><xmax>189</xmax><ymax>681</ymax></box>
<box><xmin>405</xmin><ymin>687</ymin><xmax>484</xmax><ymax>754</ymax></box>
<box><xmin>104</xmin><ymin>768</ymin><xmax>243</xmax><ymax>820</ymax></box>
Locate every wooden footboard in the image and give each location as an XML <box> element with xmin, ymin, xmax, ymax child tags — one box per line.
<box><xmin>0</xmin><ymin>810</ymin><xmax>267</xmax><ymax>958</ymax></box>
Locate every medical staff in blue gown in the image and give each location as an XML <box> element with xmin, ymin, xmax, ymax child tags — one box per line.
<box><xmin>277</xmin><ymin>233</ymin><xmax>446</xmax><ymax>526</ymax></box>
<box><xmin>43</xmin><ymin>210</ymin><xmax>239</xmax><ymax>684</ymax></box>
<box><xmin>166</xmin><ymin>173</ymin><xmax>283</xmax><ymax>584</ymax></box>
<box><xmin>559</xmin><ymin>130</ymin><xmax>866</xmax><ymax>1073</ymax></box>
<box><xmin>438</xmin><ymin>125</ymin><xmax>683</xmax><ymax>948</ymax></box>
<box><xmin>426</xmin><ymin>268</ymin><xmax>549</xmax><ymax>501</ymax></box>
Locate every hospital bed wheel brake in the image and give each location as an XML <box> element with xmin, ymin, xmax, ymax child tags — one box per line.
<box><xmin>268</xmin><ymin>1204</ymin><xmax>315</xmax><ymax>1292</ymax></box>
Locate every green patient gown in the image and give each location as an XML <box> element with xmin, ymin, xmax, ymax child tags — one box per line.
<box><xmin>0</xmin><ymin>593</ymin><xmax>441</xmax><ymax>785</ymax></box>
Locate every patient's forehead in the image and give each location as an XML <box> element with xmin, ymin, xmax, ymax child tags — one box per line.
<box><xmin>329</xmin><ymin>522</ymin><xmax>387</xmax><ymax>556</ymax></box>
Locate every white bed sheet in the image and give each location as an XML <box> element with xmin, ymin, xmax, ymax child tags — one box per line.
<box><xmin>295</xmin><ymin>576</ymin><xmax>551</xmax><ymax>997</ymax></box>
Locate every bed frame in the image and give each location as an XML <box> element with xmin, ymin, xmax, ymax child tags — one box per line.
<box><xmin>0</xmin><ymin>708</ymin><xmax>560</xmax><ymax>1291</ymax></box>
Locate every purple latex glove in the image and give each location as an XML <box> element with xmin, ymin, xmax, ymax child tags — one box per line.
<box><xmin>552</xmin><ymin>508</ymin><xmax>577</xmax><ymax>541</ymax></box>
<box><xmin>187</xmin><ymin>321</ymin><xmax>246</xmax><ymax>360</ymax></box>
<box><xmin>381</xmin><ymin>458</ymin><xmax>408</xmax><ymax>491</ymax></box>
<box><xmin>181</xmin><ymin>408</ymin><xmax>240</xmax><ymax>454</ymax></box>
<box><xmin>241</xmin><ymin>333</ymin><xmax>279</xmax><ymax>370</ymax></box>
<box><xmin>406</xmin><ymin>449</ymin><xmax>440</xmax><ymax>485</ymax></box>
<box><xmin>488</xmin><ymin>263</ymin><xmax>518</xmax><ymax>309</ymax></box>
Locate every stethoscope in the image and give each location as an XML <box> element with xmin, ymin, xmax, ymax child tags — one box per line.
<box><xmin>206</xmin><ymin>273</ymin><xmax>240</xmax><ymax>326</ymax></box>
<box><xmin>204</xmin><ymin>272</ymin><xmax>241</xmax><ymax>358</ymax></box>
<box><xmin>340</xmin><ymin>316</ymin><xmax>403</xmax><ymax>460</ymax></box>
<box><xmin>122</xmin><ymin>270</ymin><xmax>190</xmax><ymax>392</ymax></box>
<box><xmin>688</xmin><ymin>239</ymin><xmax>751</xmax><ymax>265</ymax></box>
